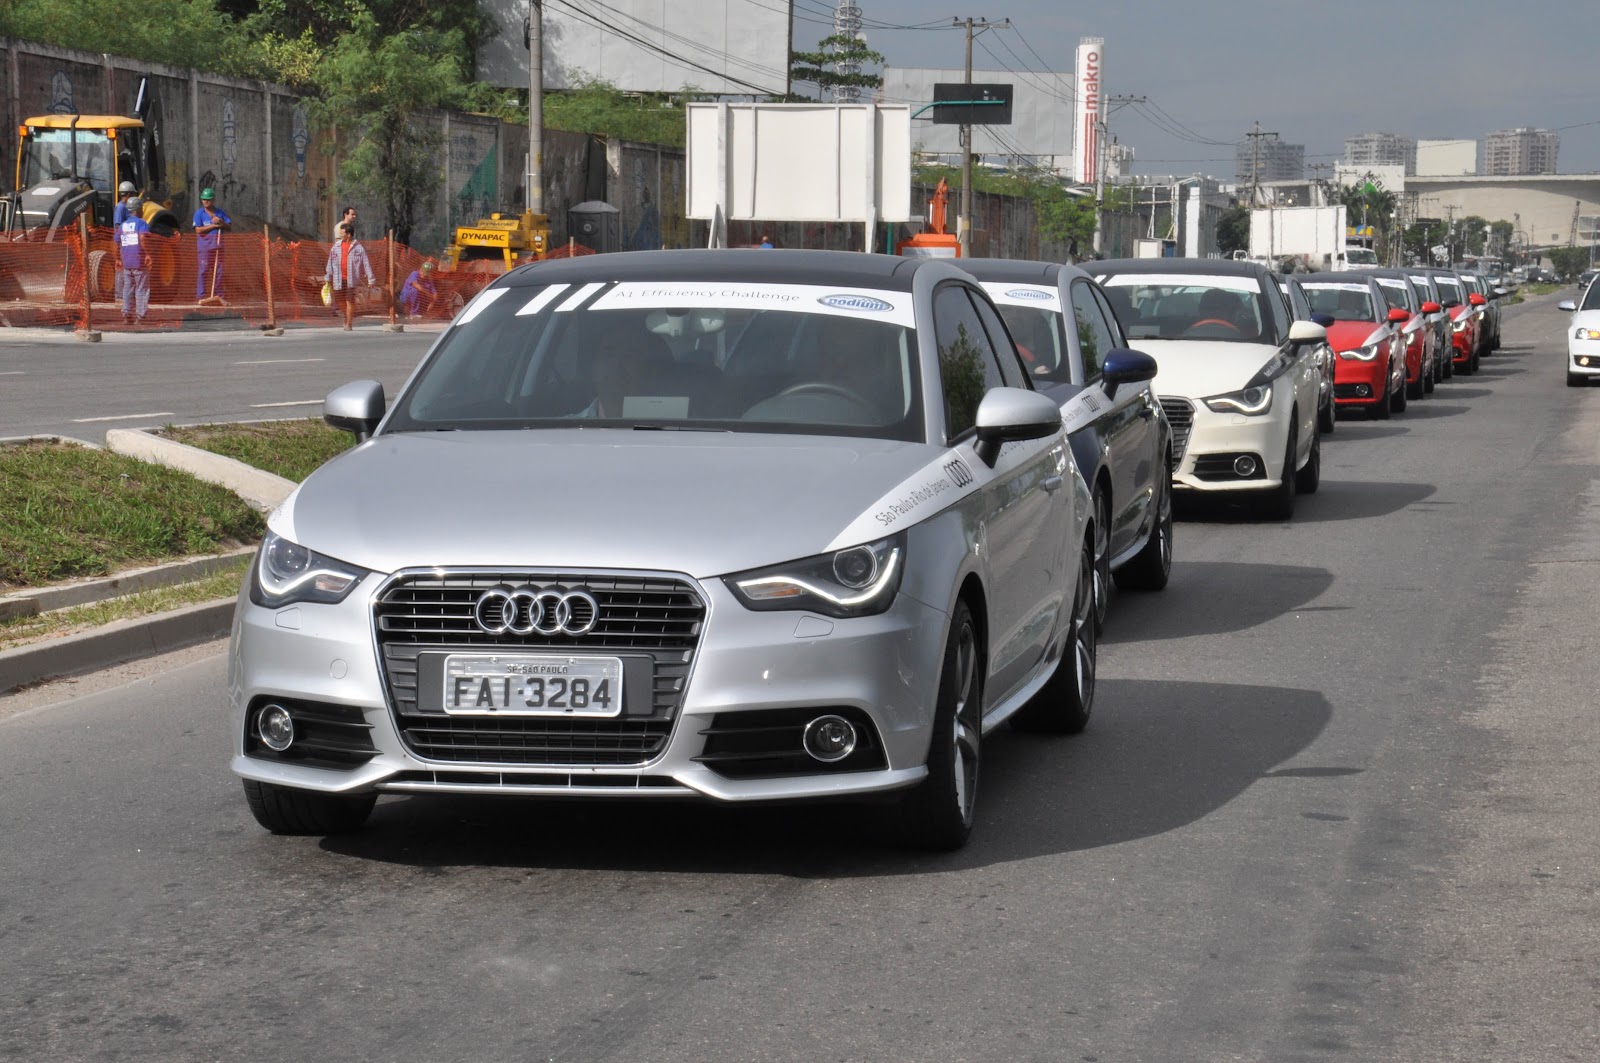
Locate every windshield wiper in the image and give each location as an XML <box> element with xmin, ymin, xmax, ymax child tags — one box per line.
<box><xmin>630</xmin><ymin>424</ymin><xmax>730</xmax><ymax>432</ymax></box>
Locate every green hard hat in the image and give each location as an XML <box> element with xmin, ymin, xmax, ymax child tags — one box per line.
<box><xmin>200</xmin><ymin>187</ymin><xmax>215</xmax><ymax>200</ymax></box>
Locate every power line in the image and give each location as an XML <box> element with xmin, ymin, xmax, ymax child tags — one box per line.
<box><xmin>548</xmin><ymin>0</ymin><xmax>788</xmax><ymax>95</ymax></box>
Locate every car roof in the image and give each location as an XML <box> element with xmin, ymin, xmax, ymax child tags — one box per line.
<box><xmin>960</xmin><ymin>258</ymin><xmax>1094</xmax><ymax>285</ymax></box>
<box><xmin>495</xmin><ymin>249</ymin><xmax>932</xmax><ymax>292</ymax></box>
<box><xmin>1298</xmin><ymin>272</ymin><xmax>1378</xmax><ymax>286</ymax></box>
<box><xmin>1093</xmin><ymin>257</ymin><xmax>1270</xmax><ymax>280</ymax></box>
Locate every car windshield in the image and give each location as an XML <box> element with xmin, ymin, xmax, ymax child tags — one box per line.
<box><xmin>1373</xmin><ymin>279</ymin><xmax>1415</xmax><ymax>312</ymax></box>
<box><xmin>1301</xmin><ymin>282</ymin><xmax>1380</xmax><ymax>322</ymax></box>
<box><xmin>384</xmin><ymin>281</ymin><xmax>926</xmax><ymax>442</ymax></box>
<box><xmin>22</xmin><ymin>129</ymin><xmax>114</xmax><ymax>193</ymax></box>
<box><xmin>1408</xmin><ymin>276</ymin><xmax>1436</xmax><ymax>302</ymax></box>
<box><xmin>1433</xmin><ymin>276</ymin><xmax>1465</xmax><ymax>304</ymax></box>
<box><xmin>1345</xmin><ymin>247</ymin><xmax>1380</xmax><ymax>266</ymax></box>
<box><xmin>1097</xmin><ymin>274</ymin><xmax>1274</xmax><ymax>344</ymax></box>
<box><xmin>1581</xmin><ymin>281</ymin><xmax>1600</xmax><ymax>311</ymax></box>
<box><xmin>994</xmin><ymin>304</ymin><xmax>1069</xmax><ymax>383</ymax></box>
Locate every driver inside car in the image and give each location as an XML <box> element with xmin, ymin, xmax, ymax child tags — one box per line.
<box><xmin>574</xmin><ymin>320</ymin><xmax>670</xmax><ymax>418</ymax></box>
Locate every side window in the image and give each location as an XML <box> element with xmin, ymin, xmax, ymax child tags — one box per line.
<box><xmin>1261</xmin><ymin>275</ymin><xmax>1289</xmax><ymax>344</ymax></box>
<box><xmin>1069</xmin><ymin>280</ymin><xmax>1117</xmax><ymax>381</ymax></box>
<box><xmin>1089</xmin><ymin>284</ymin><xmax>1128</xmax><ymax>347</ymax></box>
<box><xmin>934</xmin><ymin>286</ymin><xmax>1007</xmax><ymax>440</ymax></box>
<box><xmin>966</xmin><ymin>289</ymin><xmax>1027</xmax><ymax>388</ymax></box>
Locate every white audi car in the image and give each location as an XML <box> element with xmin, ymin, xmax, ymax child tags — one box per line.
<box><xmin>1559</xmin><ymin>279</ymin><xmax>1600</xmax><ymax>387</ymax></box>
<box><xmin>1094</xmin><ymin>259</ymin><xmax>1327</xmax><ymax>520</ymax></box>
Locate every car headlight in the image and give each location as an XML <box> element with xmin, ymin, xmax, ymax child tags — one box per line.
<box><xmin>1339</xmin><ymin>344</ymin><xmax>1380</xmax><ymax>361</ymax></box>
<box><xmin>724</xmin><ymin>533</ymin><xmax>905</xmax><ymax>618</ymax></box>
<box><xmin>249</xmin><ymin>531</ymin><xmax>369</xmax><ymax>607</ymax></box>
<box><xmin>1576</xmin><ymin>327</ymin><xmax>1600</xmax><ymax>341</ymax></box>
<box><xmin>1452</xmin><ymin>320</ymin><xmax>1469</xmax><ymax>333</ymax></box>
<box><xmin>1202</xmin><ymin>385</ymin><xmax>1273</xmax><ymax>415</ymax></box>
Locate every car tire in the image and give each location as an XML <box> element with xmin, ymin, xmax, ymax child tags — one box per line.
<box><xmin>1471</xmin><ymin>350</ymin><xmax>1480</xmax><ymax>373</ymax></box>
<box><xmin>1406</xmin><ymin>370</ymin><xmax>1423</xmax><ymax>401</ymax></box>
<box><xmin>898</xmin><ymin>599</ymin><xmax>982</xmax><ymax>850</ymax></box>
<box><xmin>242</xmin><ymin>779</ymin><xmax>376</xmax><ymax>835</ymax></box>
<box><xmin>1370</xmin><ymin>383</ymin><xmax>1392</xmax><ymax>420</ymax></box>
<box><xmin>1390</xmin><ymin>365</ymin><xmax>1408</xmax><ymax>413</ymax></box>
<box><xmin>1090</xmin><ymin>490</ymin><xmax>1110</xmax><ymax>634</ymax></box>
<box><xmin>1568</xmin><ymin>371</ymin><xmax>1586</xmax><ymax>388</ymax></box>
<box><xmin>1113</xmin><ymin>465</ymin><xmax>1171</xmax><ymax>592</ymax></box>
<box><xmin>1424</xmin><ymin>363</ymin><xmax>1436</xmax><ymax>393</ymax></box>
<box><xmin>1442</xmin><ymin>354</ymin><xmax>1454</xmax><ymax>380</ymax></box>
<box><xmin>1318</xmin><ymin>393</ymin><xmax>1335</xmax><ymax>434</ymax></box>
<box><xmin>1259</xmin><ymin>425</ymin><xmax>1297</xmax><ymax>520</ymax></box>
<box><xmin>1013</xmin><ymin>534</ymin><xmax>1097</xmax><ymax>734</ymax></box>
<box><xmin>1294</xmin><ymin>430</ymin><xmax>1320</xmax><ymax>494</ymax></box>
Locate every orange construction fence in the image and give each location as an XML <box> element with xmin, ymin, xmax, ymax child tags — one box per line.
<box><xmin>0</xmin><ymin>226</ymin><xmax>500</xmax><ymax>332</ymax></box>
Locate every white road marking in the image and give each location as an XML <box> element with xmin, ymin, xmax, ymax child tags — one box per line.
<box><xmin>0</xmin><ymin>370</ymin><xmax>24</xmax><ymax>376</ymax></box>
<box><xmin>233</xmin><ymin>358</ymin><xmax>326</xmax><ymax>366</ymax></box>
<box><xmin>72</xmin><ymin>411</ymin><xmax>174</xmax><ymax>423</ymax></box>
<box><xmin>250</xmin><ymin>400</ymin><xmax>322</xmax><ymax>408</ymax></box>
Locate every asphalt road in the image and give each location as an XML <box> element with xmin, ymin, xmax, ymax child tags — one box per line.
<box><xmin>0</xmin><ymin>325</ymin><xmax>439</xmax><ymax>441</ymax></box>
<box><xmin>3</xmin><ymin>293</ymin><xmax>1597</xmax><ymax>1062</ymax></box>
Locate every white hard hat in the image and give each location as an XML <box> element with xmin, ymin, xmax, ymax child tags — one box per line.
<box><xmin>119</xmin><ymin>181</ymin><xmax>136</xmax><ymax>194</ymax></box>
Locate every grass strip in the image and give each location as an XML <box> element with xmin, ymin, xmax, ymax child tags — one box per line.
<box><xmin>0</xmin><ymin>442</ymin><xmax>264</xmax><ymax>591</ymax></box>
<box><xmin>0</xmin><ymin>560</ymin><xmax>249</xmax><ymax>650</ymax></box>
<box><xmin>163</xmin><ymin>418</ymin><xmax>353</xmax><ymax>483</ymax></box>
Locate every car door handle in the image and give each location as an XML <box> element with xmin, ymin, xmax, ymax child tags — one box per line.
<box><xmin>1043</xmin><ymin>475</ymin><xmax>1064</xmax><ymax>493</ymax></box>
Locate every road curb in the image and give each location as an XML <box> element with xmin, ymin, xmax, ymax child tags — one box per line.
<box><xmin>0</xmin><ymin>598</ymin><xmax>235</xmax><ymax>696</ymax></box>
<box><xmin>105</xmin><ymin>427</ymin><xmax>295</xmax><ymax>513</ymax></box>
<box><xmin>0</xmin><ymin>548</ymin><xmax>255</xmax><ymax>621</ymax></box>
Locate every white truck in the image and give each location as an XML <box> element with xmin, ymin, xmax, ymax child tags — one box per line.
<box><xmin>1247</xmin><ymin>204</ymin><xmax>1351</xmax><ymax>272</ymax></box>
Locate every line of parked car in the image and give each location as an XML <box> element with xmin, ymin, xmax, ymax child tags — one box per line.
<box><xmin>225</xmin><ymin>246</ymin><xmax>1511</xmax><ymax>851</ymax></box>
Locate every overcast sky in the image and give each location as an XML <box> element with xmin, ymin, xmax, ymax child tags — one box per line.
<box><xmin>792</xmin><ymin>0</ymin><xmax>1600</xmax><ymax>175</ymax></box>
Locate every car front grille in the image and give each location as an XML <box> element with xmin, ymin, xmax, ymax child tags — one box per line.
<box><xmin>374</xmin><ymin>571</ymin><xmax>705</xmax><ymax>766</ymax></box>
<box><xmin>1158</xmin><ymin>397</ymin><xmax>1194</xmax><ymax>461</ymax></box>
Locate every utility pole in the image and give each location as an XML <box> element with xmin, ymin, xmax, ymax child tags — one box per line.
<box><xmin>953</xmin><ymin>16</ymin><xmax>1008</xmax><ymax>258</ymax></box>
<box><xmin>1245</xmin><ymin>120</ymin><xmax>1278</xmax><ymax>209</ymax></box>
<box><xmin>1094</xmin><ymin>94</ymin><xmax>1144</xmax><ymax>254</ymax></box>
<box><xmin>526</xmin><ymin>0</ymin><xmax>544</xmax><ymax>215</ymax></box>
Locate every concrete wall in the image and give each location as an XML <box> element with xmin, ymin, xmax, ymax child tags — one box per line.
<box><xmin>1409</xmin><ymin>176</ymin><xmax>1600</xmax><ymax>251</ymax></box>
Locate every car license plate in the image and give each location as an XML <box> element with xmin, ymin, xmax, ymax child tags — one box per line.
<box><xmin>442</xmin><ymin>654</ymin><xmax>623</xmax><ymax>717</ymax></box>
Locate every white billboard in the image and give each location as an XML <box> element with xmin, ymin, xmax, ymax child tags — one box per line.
<box><xmin>880</xmin><ymin>67</ymin><xmax>1075</xmax><ymax>161</ymax></box>
<box><xmin>475</xmin><ymin>0</ymin><xmax>791</xmax><ymax>96</ymax></box>
<box><xmin>687</xmin><ymin>103</ymin><xmax>912</xmax><ymax>224</ymax></box>
<box><xmin>1416</xmin><ymin>139</ymin><xmax>1477</xmax><ymax>177</ymax></box>
<box><xmin>1072</xmin><ymin>37</ymin><xmax>1104</xmax><ymax>185</ymax></box>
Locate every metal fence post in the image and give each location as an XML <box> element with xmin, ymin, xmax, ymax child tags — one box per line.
<box><xmin>262</xmin><ymin>226</ymin><xmax>283</xmax><ymax>335</ymax></box>
<box><xmin>75</xmin><ymin>214</ymin><xmax>96</xmax><ymax>339</ymax></box>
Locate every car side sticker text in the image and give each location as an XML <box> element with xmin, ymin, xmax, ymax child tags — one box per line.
<box><xmin>1059</xmin><ymin>388</ymin><xmax>1108</xmax><ymax>434</ymax></box>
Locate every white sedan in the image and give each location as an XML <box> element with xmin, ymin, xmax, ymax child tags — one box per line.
<box><xmin>1095</xmin><ymin>259</ymin><xmax>1327</xmax><ymax>520</ymax></box>
<box><xmin>1559</xmin><ymin>279</ymin><xmax>1600</xmax><ymax>387</ymax></box>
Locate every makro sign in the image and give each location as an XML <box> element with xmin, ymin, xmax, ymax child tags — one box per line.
<box><xmin>1073</xmin><ymin>37</ymin><xmax>1105</xmax><ymax>186</ymax></box>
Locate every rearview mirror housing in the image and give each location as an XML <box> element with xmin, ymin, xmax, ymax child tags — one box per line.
<box><xmin>1557</xmin><ymin>300</ymin><xmax>1577</xmax><ymax>312</ymax></box>
<box><xmin>1288</xmin><ymin>320</ymin><xmax>1328</xmax><ymax>345</ymax></box>
<box><xmin>1101</xmin><ymin>347</ymin><xmax>1158</xmax><ymax>391</ymax></box>
<box><xmin>1386</xmin><ymin>307</ymin><xmax>1411</xmax><ymax>324</ymax></box>
<box><xmin>973</xmin><ymin>387</ymin><xmax>1062</xmax><ymax>467</ymax></box>
<box><xmin>1309</xmin><ymin>312</ymin><xmax>1336</xmax><ymax>329</ymax></box>
<box><xmin>325</xmin><ymin>379</ymin><xmax>386</xmax><ymax>442</ymax></box>
<box><xmin>1468</xmin><ymin>292</ymin><xmax>1487</xmax><ymax>306</ymax></box>
<box><xmin>1421</xmin><ymin>301</ymin><xmax>1441</xmax><ymax>314</ymax></box>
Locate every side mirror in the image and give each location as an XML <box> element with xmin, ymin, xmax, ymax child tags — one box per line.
<box><xmin>1468</xmin><ymin>292</ymin><xmax>1487</xmax><ymax>306</ymax></box>
<box><xmin>1493</xmin><ymin>287</ymin><xmax>1509</xmax><ymax>298</ymax></box>
<box><xmin>1101</xmin><ymin>347</ymin><xmax>1158</xmax><ymax>391</ymax></box>
<box><xmin>1386</xmin><ymin>307</ymin><xmax>1411</xmax><ymax>324</ymax></box>
<box><xmin>973</xmin><ymin>387</ymin><xmax>1062</xmax><ymax>466</ymax></box>
<box><xmin>1421</xmin><ymin>301</ymin><xmax>1441</xmax><ymax>314</ymax></box>
<box><xmin>1442</xmin><ymin>299</ymin><xmax>1461</xmax><ymax>309</ymax></box>
<box><xmin>1309</xmin><ymin>312</ymin><xmax>1335</xmax><ymax>329</ymax></box>
<box><xmin>325</xmin><ymin>379</ymin><xmax>386</xmax><ymax>442</ymax></box>
<box><xmin>1557</xmin><ymin>300</ymin><xmax>1577</xmax><ymax>312</ymax></box>
<box><xmin>1288</xmin><ymin>320</ymin><xmax>1328</xmax><ymax>345</ymax></box>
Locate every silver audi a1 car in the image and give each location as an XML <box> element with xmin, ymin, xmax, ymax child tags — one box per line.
<box><xmin>229</xmin><ymin>250</ymin><xmax>1099</xmax><ymax>849</ymax></box>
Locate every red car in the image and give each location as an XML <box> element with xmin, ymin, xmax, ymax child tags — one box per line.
<box><xmin>1423</xmin><ymin>269</ymin><xmax>1481</xmax><ymax>375</ymax></box>
<box><xmin>1297</xmin><ymin>272</ymin><xmax>1410</xmax><ymax>419</ymax></box>
<box><xmin>1361</xmin><ymin>268</ymin><xmax>1440</xmax><ymax>400</ymax></box>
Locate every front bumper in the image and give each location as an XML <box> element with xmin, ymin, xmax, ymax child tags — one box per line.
<box><xmin>228</xmin><ymin>571</ymin><xmax>949</xmax><ymax>802</ymax></box>
<box><xmin>1451</xmin><ymin>325</ymin><xmax>1476</xmax><ymax>363</ymax></box>
<box><xmin>1167</xmin><ymin>394</ymin><xmax>1291</xmax><ymax>493</ymax></box>
<box><xmin>1569</xmin><ymin>338</ymin><xmax>1600</xmax><ymax>376</ymax></box>
<box><xmin>1332</xmin><ymin>354</ymin><xmax>1387</xmax><ymax>409</ymax></box>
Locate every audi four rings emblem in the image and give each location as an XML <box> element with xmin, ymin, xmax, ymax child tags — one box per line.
<box><xmin>473</xmin><ymin>586</ymin><xmax>601</xmax><ymax>636</ymax></box>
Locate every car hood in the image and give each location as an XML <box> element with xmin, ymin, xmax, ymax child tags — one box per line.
<box><xmin>1572</xmin><ymin>309</ymin><xmax>1600</xmax><ymax>331</ymax></box>
<box><xmin>1129</xmin><ymin>339</ymin><xmax>1282</xmax><ymax>399</ymax></box>
<box><xmin>271</xmin><ymin>430</ymin><xmax>941</xmax><ymax>579</ymax></box>
<box><xmin>1325</xmin><ymin>321</ymin><xmax>1385</xmax><ymax>351</ymax></box>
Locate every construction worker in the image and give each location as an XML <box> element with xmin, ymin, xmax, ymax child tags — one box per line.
<box><xmin>119</xmin><ymin>196</ymin><xmax>151</xmax><ymax>324</ymax></box>
<box><xmin>401</xmin><ymin>260</ymin><xmax>438</xmax><ymax>318</ymax></box>
<box><xmin>193</xmin><ymin>187</ymin><xmax>232</xmax><ymax>302</ymax></box>
<box><xmin>112</xmin><ymin>182</ymin><xmax>137</xmax><ymax>226</ymax></box>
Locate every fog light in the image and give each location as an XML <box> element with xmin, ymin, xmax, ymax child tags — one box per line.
<box><xmin>257</xmin><ymin>703</ymin><xmax>295</xmax><ymax>752</ymax></box>
<box><xmin>802</xmin><ymin>715</ymin><xmax>857</xmax><ymax>763</ymax></box>
<box><xmin>1581</xmin><ymin>356</ymin><xmax>1592</xmax><ymax>367</ymax></box>
<box><xmin>1355</xmin><ymin>384</ymin><xmax>1371</xmax><ymax>398</ymax></box>
<box><xmin>1232</xmin><ymin>455</ymin><xmax>1257</xmax><ymax>477</ymax></box>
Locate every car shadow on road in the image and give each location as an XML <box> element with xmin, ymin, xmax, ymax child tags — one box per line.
<box><xmin>1437</xmin><ymin>387</ymin><xmax>1492</xmax><ymax>400</ymax></box>
<box><xmin>1389</xmin><ymin>402</ymin><xmax>1471</xmax><ymax>420</ymax></box>
<box><xmin>314</xmin><ymin>678</ymin><xmax>1333</xmax><ymax>875</ymax></box>
<box><xmin>1290</xmin><ymin>479</ymin><xmax>1435</xmax><ymax>523</ymax></box>
<box><xmin>1326</xmin><ymin>423</ymin><xmax>1411</xmax><ymax>440</ymax></box>
<box><xmin>1101</xmin><ymin>560</ymin><xmax>1331</xmax><ymax>643</ymax></box>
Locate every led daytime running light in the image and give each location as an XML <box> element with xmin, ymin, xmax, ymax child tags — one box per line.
<box><xmin>737</xmin><ymin>547</ymin><xmax>902</xmax><ymax>609</ymax></box>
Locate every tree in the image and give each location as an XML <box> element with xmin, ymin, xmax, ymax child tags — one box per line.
<box><xmin>1034</xmin><ymin>187</ymin><xmax>1097</xmax><ymax>260</ymax></box>
<box><xmin>1549</xmin><ymin>246</ymin><xmax>1591</xmax><ymax>281</ymax></box>
<box><xmin>1405</xmin><ymin>219</ymin><xmax>1448</xmax><ymax>265</ymax></box>
<box><xmin>790</xmin><ymin>34</ymin><xmax>885</xmax><ymax>100</ymax></box>
<box><xmin>1459</xmin><ymin>215</ymin><xmax>1491</xmax><ymax>257</ymax></box>
<box><xmin>1216</xmin><ymin>205</ymin><xmax>1250</xmax><ymax>257</ymax></box>
<box><xmin>309</xmin><ymin>12</ymin><xmax>469</xmax><ymax>246</ymax></box>
<box><xmin>542</xmin><ymin>78</ymin><xmax>698</xmax><ymax>147</ymax></box>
